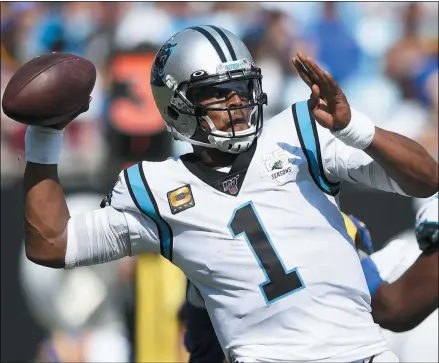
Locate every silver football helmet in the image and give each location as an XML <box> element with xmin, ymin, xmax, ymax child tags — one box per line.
<box><xmin>150</xmin><ymin>25</ymin><xmax>267</xmax><ymax>154</ymax></box>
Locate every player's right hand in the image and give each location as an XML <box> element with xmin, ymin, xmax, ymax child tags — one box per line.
<box><xmin>49</xmin><ymin>97</ymin><xmax>92</xmax><ymax>130</ymax></box>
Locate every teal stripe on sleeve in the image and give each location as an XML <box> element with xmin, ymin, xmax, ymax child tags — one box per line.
<box><xmin>126</xmin><ymin>164</ymin><xmax>173</xmax><ymax>260</ymax></box>
<box><xmin>294</xmin><ymin>101</ymin><xmax>340</xmax><ymax>195</ymax></box>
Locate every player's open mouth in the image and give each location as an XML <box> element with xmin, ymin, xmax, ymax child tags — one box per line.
<box><xmin>230</xmin><ymin>118</ymin><xmax>249</xmax><ymax>132</ymax></box>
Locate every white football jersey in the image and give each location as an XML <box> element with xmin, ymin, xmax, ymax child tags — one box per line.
<box><xmin>104</xmin><ymin>101</ymin><xmax>398</xmax><ymax>362</ymax></box>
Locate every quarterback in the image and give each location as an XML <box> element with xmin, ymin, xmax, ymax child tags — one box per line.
<box><xmin>181</xmin><ymin>201</ymin><xmax>438</xmax><ymax>363</ymax></box>
<box><xmin>23</xmin><ymin>26</ymin><xmax>437</xmax><ymax>362</ymax></box>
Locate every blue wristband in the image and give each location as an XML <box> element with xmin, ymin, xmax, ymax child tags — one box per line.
<box><xmin>360</xmin><ymin>256</ymin><xmax>384</xmax><ymax>295</ymax></box>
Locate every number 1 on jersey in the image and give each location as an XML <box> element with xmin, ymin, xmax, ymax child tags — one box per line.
<box><xmin>228</xmin><ymin>202</ymin><xmax>305</xmax><ymax>305</ymax></box>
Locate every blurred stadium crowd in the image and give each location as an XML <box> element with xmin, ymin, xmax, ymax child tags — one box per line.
<box><xmin>0</xmin><ymin>2</ymin><xmax>438</xmax><ymax>362</ymax></box>
<box><xmin>1</xmin><ymin>1</ymin><xmax>438</xmax><ymax>178</ymax></box>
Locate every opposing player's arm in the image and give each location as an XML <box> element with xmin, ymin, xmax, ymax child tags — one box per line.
<box><xmin>25</xmin><ymin>164</ymin><xmax>160</xmax><ymax>269</ymax></box>
<box><xmin>292</xmin><ymin>53</ymin><xmax>438</xmax><ymax>198</ymax></box>
<box><xmin>360</xmin><ymin>195</ymin><xmax>438</xmax><ymax>332</ymax></box>
<box><xmin>371</xmin><ymin>249</ymin><xmax>438</xmax><ymax>332</ymax></box>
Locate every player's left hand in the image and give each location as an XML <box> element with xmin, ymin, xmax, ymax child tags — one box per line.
<box><xmin>292</xmin><ymin>52</ymin><xmax>351</xmax><ymax>130</ymax></box>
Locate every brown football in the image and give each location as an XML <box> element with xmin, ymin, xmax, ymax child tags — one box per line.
<box><xmin>2</xmin><ymin>52</ymin><xmax>96</xmax><ymax>126</ymax></box>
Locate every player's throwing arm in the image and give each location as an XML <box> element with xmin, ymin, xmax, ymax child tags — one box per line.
<box><xmin>2</xmin><ymin>53</ymin><xmax>95</xmax><ymax>267</ymax></box>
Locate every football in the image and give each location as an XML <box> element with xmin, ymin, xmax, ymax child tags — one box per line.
<box><xmin>2</xmin><ymin>52</ymin><xmax>96</xmax><ymax>126</ymax></box>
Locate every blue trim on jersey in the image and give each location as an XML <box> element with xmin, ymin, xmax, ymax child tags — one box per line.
<box><xmin>228</xmin><ymin>201</ymin><xmax>306</xmax><ymax>305</ymax></box>
<box><xmin>295</xmin><ymin>101</ymin><xmax>340</xmax><ymax>195</ymax></box>
<box><xmin>126</xmin><ymin>164</ymin><xmax>173</xmax><ymax>260</ymax></box>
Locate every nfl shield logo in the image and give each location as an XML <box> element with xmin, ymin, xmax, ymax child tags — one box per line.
<box><xmin>222</xmin><ymin>175</ymin><xmax>240</xmax><ymax>195</ymax></box>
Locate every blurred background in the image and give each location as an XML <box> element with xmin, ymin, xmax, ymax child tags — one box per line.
<box><xmin>1</xmin><ymin>1</ymin><xmax>438</xmax><ymax>362</ymax></box>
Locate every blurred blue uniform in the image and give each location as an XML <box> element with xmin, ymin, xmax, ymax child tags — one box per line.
<box><xmin>180</xmin><ymin>281</ymin><xmax>225</xmax><ymax>363</ymax></box>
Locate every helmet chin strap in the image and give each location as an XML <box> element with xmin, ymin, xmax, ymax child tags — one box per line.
<box><xmin>201</xmin><ymin>115</ymin><xmax>258</xmax><ymax>154</ymax></box>
<box><xmin>166</xmin><ymin>126</ymin><xmax>216</xmax><ymax>148</ymax></box>
<box><xmin>203</xmin><ymin>116</ymin><xmax>218</xmax><ymax>133</ymax></box>
<box><xmin>208</xmin><ymin>134</ymin><xmax>255</xmax><ymax>154</ymax></box>
<box><xmin>249</xmin><ymin>106</ymin><xmax>258</xmax><ymax>126</ymax></box>
<box><xmin>168</xmin><ymin>125</ymin><xmax>256</xmax><ymax>154</ymax></box>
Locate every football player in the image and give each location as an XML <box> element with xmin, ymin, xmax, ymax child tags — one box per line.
<box><xmin>181</xmin><ymin>203</ymin><xmax>438</xmax><ymax>362</ymax></box>
<box><xmin>23</xmin><ymin>26</ymin><xmax>437</xmax><ymax>362</ymax></box>
<box><xmin>364</xmin><ymin>193</ymin><xmax>438</xmax><ymax>362</ymax></box>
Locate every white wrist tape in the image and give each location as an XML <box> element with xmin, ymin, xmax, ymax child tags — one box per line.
<box><xmin>331</xmin><ymin>108</ymin><xmax>375</xmax><ymax>150</ymax></box>
<box><xmin>25</xmin><ymin>126</ymin><xmax>65</xmax><ymax>164</ymax></box>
